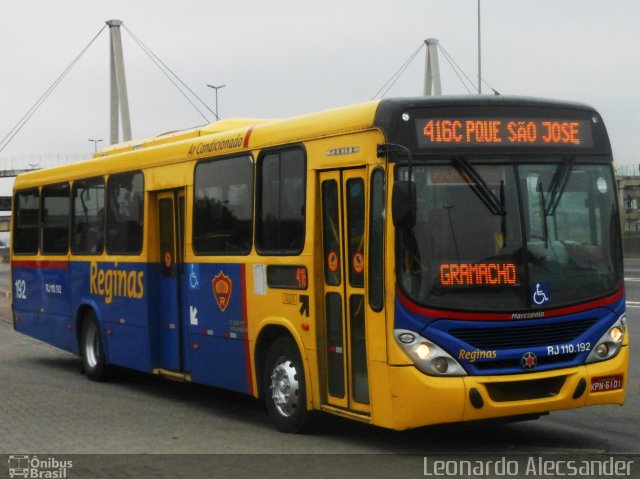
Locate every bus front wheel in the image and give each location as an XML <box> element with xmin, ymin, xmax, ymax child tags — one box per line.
<box><xmin>80</xmin><ymin>312</ymin><xmax>108</xmax><ymax>381</ymax></box>
<box><xmin>263</xmin><ymin>337</ymin><xmax>312</xmax><ymax>433</ymax></box>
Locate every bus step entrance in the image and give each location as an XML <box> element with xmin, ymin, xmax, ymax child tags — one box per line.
<box><xmin>152</xmin><ymin>369</ymin><xmax>192</xmax><ymax>383</ymax></box>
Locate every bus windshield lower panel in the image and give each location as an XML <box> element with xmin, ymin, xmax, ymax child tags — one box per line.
<box><xmin>397</xmin><ymin>161</ymin><xmax>622</xmax><ymax>312</ymax></box>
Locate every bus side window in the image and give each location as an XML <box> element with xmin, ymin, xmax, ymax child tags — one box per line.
<box><xmin>257</xmin><ymin>147</ymin><xmax>306</xmax><ymax>255</ymax></box>
<box><xmin>193</xmin><ymin>155</ymin><xmax>253</xmax><ymax>255</ymax></box>
<box><xmin>41</xmin><ymin>183</ymin><xmax>70</xmax><ymax>255</ymax></box>
<box><xmin>106</xmin><ymin>171</ymin><xmax>144</xmax><ymax>254</ymax></box>
<box><xmin>72</xmin><ymin>177</ymin><xmax>105</xmax><ymax>255</ymax></box>
<box><xmin>13</xmin><ymin>188</ymin><xmax>40</xmax><ymax>255</ymax></box>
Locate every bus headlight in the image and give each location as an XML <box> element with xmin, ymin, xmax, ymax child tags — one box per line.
<box><xmin>415</xmin><ymin>343</ymin><xmax>431</xmax><ymax>359</ymax></box>
<box><xmin>394</xmin><ymin>329</ymin><xmax>467</xmax><ymax>376</ymax></box>
<box><xmin>585</xmin><ymin>315</ymin><xmax>626</xmax><ymax>364</ymax></box>
<box><xmin>610</xmin><ymin>326</ymin><xmax>623</xmax><ymax>343</ymax></box>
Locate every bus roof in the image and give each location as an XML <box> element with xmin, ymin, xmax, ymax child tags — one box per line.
<box><xmin>98</xmin><ymin>118</ymin><xmax>273</xmax><ymax>156</ymax></box>
<box><xmin>14</xmin><ymin>100</ymin><xmax>382</xmax><ymax>189</ymax></box>
<box><xmin>13</xmin><ymin>95</ymin><xmax>604</xmax><ymax>190</ymax></box>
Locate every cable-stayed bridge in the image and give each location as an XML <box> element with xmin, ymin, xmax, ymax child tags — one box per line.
<box><xmin>0</xmin><ymin>20</ymin><xmax>217</xmax><ymax>169</ymax></box>
<box><xmin>0</xmin><ymin>153</ymin><xmax>92</xmax><ymax>177</ymax></box>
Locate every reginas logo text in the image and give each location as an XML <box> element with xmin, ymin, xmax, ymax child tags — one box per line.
<box><xmin>90</xmin><ymin>262</ymin><xmax>144</xmax><ymax>304</ymax></box>
<box><xmin>458</xmin><ymin>348</ymin><xmax>497</xmax><ymax>362</ymax></box>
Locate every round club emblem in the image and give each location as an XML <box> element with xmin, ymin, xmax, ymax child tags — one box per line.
<box><xmin>522</xmin><ymin>351</ymin><xmax>537</xmax><ymax>371</ymax></box>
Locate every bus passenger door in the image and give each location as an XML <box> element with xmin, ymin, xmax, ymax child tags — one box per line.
<box><xmin>319</xmin><ymin>169</ymin><xmax>370</xmax><ymax>414</ymax></box>
<box><xmin>155</xmin><ymin>189</ymin><xmax>185</xmax><ymax>372</ymax></box>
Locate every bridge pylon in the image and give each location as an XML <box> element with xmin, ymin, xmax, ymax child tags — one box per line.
<box><xmin>106</xmin><ymin>20</ymin><xmax>132</xmax><ymax>145</ymax></box>
<box><xmin>423</xmin><ymin>38</ymin><xmax>442</xmax><ymax>96</ymax></box>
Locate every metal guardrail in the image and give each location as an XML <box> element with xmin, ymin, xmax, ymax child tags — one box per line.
<box><xmin>615</xmin><ymin>165</ymin><xmax>640</xmax><ymax>177</ymax></box>
<box><xmin>0</xmin><ymin>197</ymin><xmax>11</xmax><ymax>211</ymax></box>
<box><xmin>0</xmin><ymin>153</ymin><xmax>92</xmax><ymax>174</ymax></box>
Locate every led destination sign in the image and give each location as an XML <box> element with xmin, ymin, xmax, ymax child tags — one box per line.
<box><xmin>416</xmin><ymin>118</ymin><xmax>593</xmax><ymax>148</ymax></box>
<box><xmin>440</xmin><ymin>263</ymin><xmax>518</xmax><ymax>287</ymax></box>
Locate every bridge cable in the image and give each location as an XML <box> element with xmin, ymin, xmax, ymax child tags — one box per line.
<box><xmin>437</xmin><ymin>44</ymin><xmax>476</xmax><ymax>94</ymax></box>
<box><xmin>122</xmin><ymin>25</ymin><xmax>216</xmax><ymax>122</ymax></box>
<box><xmin>0</xmin><ymin>25</ymin><xmax>108</xmax><ymax>154</ymax></box>
<box><xmin>439</xmin><ymin>43</ymin><xmax>501</xmax><ymax>95</ymax></box>
<box><xmin>371</xmin><ymin>42</ymin><xmax>425</xmax><ymax>100</ymax></box>
<box><xmin>480</xmin><ymin>77</ymin><xmax>501</xmax><ymax>96</ymax></box>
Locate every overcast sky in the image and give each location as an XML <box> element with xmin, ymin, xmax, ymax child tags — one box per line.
<box><xmin>1</xmin><ymin>0</ymin><xmax>639</xmax><ymax>170</ymax></box>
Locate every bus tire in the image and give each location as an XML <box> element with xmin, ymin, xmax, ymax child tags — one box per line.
<box><xmin>80</xmin><ymin>311</ymin><xmax>108</xmax><ymax>381</ymax></box>
<box><xmin>263</xmin><ymin>336</ymin><xmax>312</xmax><ymax>433</ymax></box>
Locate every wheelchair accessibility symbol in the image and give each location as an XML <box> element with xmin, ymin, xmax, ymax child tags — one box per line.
<box><xmin>189</xmin><ymin>264</ymin><xmax>200</xmax><ymax>290</ymax></box>
<box><xmin>532</xmin><ymin>282</ymin><xmax>550</xmax><ymax>305</ymax></box>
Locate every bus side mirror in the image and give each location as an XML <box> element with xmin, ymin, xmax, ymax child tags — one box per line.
<box><xmin>392</xmin><ymin>181</ymin><xmax>416</xmax><ymax>228</ymax></box>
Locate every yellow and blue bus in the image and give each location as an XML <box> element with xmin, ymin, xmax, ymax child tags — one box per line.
<box><xmin>11</xmin><ymin>97</ymin><xmax>628</xmax><ymax>432</ymax></box>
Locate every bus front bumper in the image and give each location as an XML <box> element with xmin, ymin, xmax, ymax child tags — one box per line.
<box><xmin>380</xmin><ymin>345</ymin><xmax>628</xmax><ymax>430</ymax></box>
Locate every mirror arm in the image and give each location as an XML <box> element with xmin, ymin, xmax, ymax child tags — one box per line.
<box><xmin>380</xmin><ymin>143</ymin><xmax>417</xmax><ymax>229</ymax></box>
<box><xmin>377</xmin><ymin>143</ymin><xmax>413</xmax><ymax>168</ymax></box>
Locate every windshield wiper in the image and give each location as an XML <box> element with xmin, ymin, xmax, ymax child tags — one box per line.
<box><xmin>452</xmin><ymin>156</ymin><xmax>506</xmax><ymax>216</ymax></box>
<box><xmin>537</xmin><ymin>181</ymin><xmax>550</xmax><ymax>248</ymax></box>
<box><xmin>545</xmin><ymin>157</ymin><xmax>574</xmax><ymax>216</ymax></box>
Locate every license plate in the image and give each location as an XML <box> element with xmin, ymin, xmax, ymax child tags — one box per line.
<box><xmin>590</xmin><ymin>375</ymin><xmax>624</xmax><ymax>393</ymax></box>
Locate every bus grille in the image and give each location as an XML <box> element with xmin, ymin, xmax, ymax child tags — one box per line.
<box><xmin>449</xmin><ymin>318</ymin><xmax>598</xmax><ymax>350</ymax></box>
<box><xmin>485</xmin><ymin>376</ymin><xmax>566</xmax><ymax>402</ymax></box>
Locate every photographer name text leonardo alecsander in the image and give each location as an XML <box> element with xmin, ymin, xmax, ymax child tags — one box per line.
<box><xmin>423</xmin><ymin>456</ymin><xmax>634</xmax><ymax>477</ymax></box>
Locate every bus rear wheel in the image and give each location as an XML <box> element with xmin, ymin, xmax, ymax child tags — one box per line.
<box><xmin>80</xmin><ymin>311</ymin><xmax>108</xmax><ymax>381</ymax></box>
<box><xmin>263</xmin><ymin>337</ymin><xmax>312</xmax><ymax>433</ymax></box>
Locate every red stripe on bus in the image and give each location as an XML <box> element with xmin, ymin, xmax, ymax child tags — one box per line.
<box><xmin>242</xmin><ymin>127</ymin><xmax>255</xmax><ymax>149</ymax></box>
<box><xmin>11</xmin><ymin>260</ymin><xmax>69</xmax><ymax>270</ymax></box>
<box><xmin>240</xmin><ymin>264</ymin><xmax>253</xmax><ymax>395</ymax></box>
<box><xmin>397</xmin><ymin>287</ymin><xmax>624</xmax><ymax>321</ymax></box>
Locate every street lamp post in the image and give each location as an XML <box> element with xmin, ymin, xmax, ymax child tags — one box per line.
<box><xmin>477</xmin><ymin>0</ymin><xmax>482</xmax><ymax>94</ymax></box>
<box><xmin>206</xmin><ymin>84</ymin><xmax>226</xmax><ymax>120</ymax></box>
<box><xmin>88</xmin><ymin>138</ymin><xmax>103</xmax><ymax>154</ymax></box>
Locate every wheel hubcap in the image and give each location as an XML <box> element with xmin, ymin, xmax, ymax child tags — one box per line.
<box><xmin>270</xmin><ymin>356</ymin><xmax>299</xmax><ymax>417</ymax></box>
<box><xmin>84</xmin><ymin>322</ymin><xmax>99</xmax><ymax>368</ymax></box>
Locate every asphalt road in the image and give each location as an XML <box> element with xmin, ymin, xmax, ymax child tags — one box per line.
<box><xmin>0</xmin><ymin>262</ymin><xmax>638</xmax><ymax>478</ymax></box>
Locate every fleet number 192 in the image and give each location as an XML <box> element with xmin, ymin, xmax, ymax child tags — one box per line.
<box><xmin>14</xmin><ymin>279</ymin><xmax>27</xmax><ymax>299</ymax></box>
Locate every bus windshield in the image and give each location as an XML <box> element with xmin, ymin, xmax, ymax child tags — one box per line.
<box><xmin>397</xmin><ymin>160</ymin><xmax>622</xmax><ymax>312</ymax></box>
